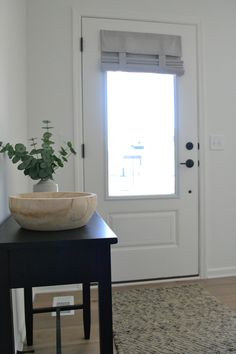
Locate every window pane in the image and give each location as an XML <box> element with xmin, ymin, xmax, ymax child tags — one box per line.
<box><xmin>106</xmin><ymin>72</ymin><xmax>176</xmax><ymax>197</ymax></box>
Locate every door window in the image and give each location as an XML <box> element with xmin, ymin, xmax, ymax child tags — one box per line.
<box><xmin>106</xmin><ymin>71</ymin><xmax>176</xmax><ymax>197</ymax></box>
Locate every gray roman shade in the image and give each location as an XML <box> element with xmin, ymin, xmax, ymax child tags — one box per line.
<box><xmin>101</xmin><ymin>30</ymin><xmax>184</xmax><ymax>76</ymax></box>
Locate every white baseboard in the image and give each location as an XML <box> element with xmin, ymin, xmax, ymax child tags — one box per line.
<box><xmin>15</xmin><ymin>331</ymin><xmax>24</xmax><ymax>353</ymax></box>
<box><xmin>33</xmin><ymin>276</ymin><xmax>202</xmax><ymax>295</ymax></box>
<box><xmin>32</xmin><ymin>270</ymin><xmax>236</xmax><ymax>296</ymax></box>
<box><xmin>207</xmin><ymin>266</ymin><xmax>236</xmax><ymax>278</ymax></box>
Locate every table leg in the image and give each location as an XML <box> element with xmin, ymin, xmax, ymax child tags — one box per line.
<box><xmin>56</xmin><ymin>308</ymin><xmax>62</xmax><ymax>354</ymax></box>
<box><xmin>24</xmin><ymin>287</ymin><xmax>33</xmax><ymax>346</ymax></box>
<box><xmin>98</xmin><ymin>248</ymin><xmax>113</xmax><ymax>354</ymax></box>
<box><xmin>0</xmin><ymin>250</ymin><xmax>15</xmax><ymax>354</ymax></box>
<box><xmin>82</xmin><ymin>282</ymin><xmax>91</xmax><ymax>339</ymax></box>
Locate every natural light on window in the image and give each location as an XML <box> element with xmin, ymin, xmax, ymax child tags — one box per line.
<box><xmin>106</xmin><ymin>71</ymin><xmax>176</xmax><ymax>197</ymax></box>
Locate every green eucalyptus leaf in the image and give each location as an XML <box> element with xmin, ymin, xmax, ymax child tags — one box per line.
<box><xmin>28</xmin><ymin>166</ymin><xmax>39</xmax><ymax>179</ymax></box>
<box><xmin>21</xmin><ymin>154</ymin><xmax>29</xmax><ymax>162</ymax></box>
<box><xmin>17</xmin><ymin>157</ymin><xmax>33</xmax><ymax>170</ymax></box>
<box><xmin>12</xmin><ymin>156</ymin><xmax>21</xmax><ymax>164</ymax></box>
<box><xmin>42</xmin><ymin>141</ymin><xmax>54</xmax><ymax>151</ymax></box>
<box><xmin>53</xmin><ymin>155</ymin><xmax>61</xmax><ymax>164</ymax></box>
<box><xmin>40</xmin><ymin>162</ymin><xmax>48</xmax><ymax>169</ymax></box>
<box><xmin>30</xmin><ymin>158</ymin><xmax>38</xmax><ymax>167</ymax></box>
<box><xmin>30</xmin><ymin>174</ymin><xmax>40</xmax><ymax>180</ymax></box>
<box><xmin>42</xmin><ymin>140</ymin><xmax>54</xmax><ymax>146</ymax></box>
<box><xmin>43</xmin><ymin>132</ymin><xmax>52</xmax><ymax>139</ymax></box>
<box><xmin>15</xmin><ymin>143</ymin><xmax>26</xmax><ymax>154</ymax></box>
<box><xmin>39</xmin><ymin>169</ymin><xmax>50</xmax><ymax>178</ymax></box>
<box><xmin>69</xmin><ymin>146</ymin><xmax>76</xmax><ymax>155</ymax></box>
<box><xmin>67</xmin><ymin>142</ymin><xmax>76</xmax><ymax>154</ymax></box>
<box><xmin>18</xmin><ymin>163</ymin><xmax>26</xmax><ymax>170</ymax></box>
<box><xmin>59</xmin><ymin>147</ymin><xmax>67</xmax><ymax>156</ymax></box>
<box><xmin>41</xmin><ymin>152</ymin><xmax>53</xmax><ymax>163</ymax></box>
<box><xmin>30</xmin><ymin>149</ymin><xmax>38</xmax><ymax>155</ymax></box>
<box><xmin>57</xmin><ymin>159</ymin><xmax>64</xmax><ymax>168</ymax></box>
<box><xmin>4</xmin><ymin>143</ymin><xmax>12</xmax><ymax>151</ymax></box>
<box><xmin>8</xmin><ymin>150</ymin><xmax>15</xmax><ymax>159</ymax></box>
<box><xmin>0</xmin><ymin>146</ymin><xmax>8</xmax><ymax>153</ymax></box>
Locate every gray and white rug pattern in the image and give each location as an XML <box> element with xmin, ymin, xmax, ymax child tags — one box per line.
<box><xmin>112</xmin><ymin>284</ymin><xmax>236</xmax><ymax>353</ymax></box>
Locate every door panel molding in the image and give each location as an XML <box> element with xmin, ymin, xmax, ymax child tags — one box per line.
<box><xmin>109</xmin><ymin>211</ymin><xmax>177</xmax><ymax>247</ymax></box>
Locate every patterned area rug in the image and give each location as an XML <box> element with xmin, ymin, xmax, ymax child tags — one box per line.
<box><xmin>112</xmin><ymin>284</ymin><xmax>236</xmax><ymax>354</ymax></box>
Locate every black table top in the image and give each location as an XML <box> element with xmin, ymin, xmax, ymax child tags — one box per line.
<box><xmin>0</xmin><ymin>212</ymin><xmax>118</xmax><ymax>249</ymax></box>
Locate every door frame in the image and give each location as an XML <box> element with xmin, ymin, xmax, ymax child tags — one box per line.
<box><xmin>72</xmin><ymin>9</ymin><xmax>207</xmax><ymax>279</ymax></box>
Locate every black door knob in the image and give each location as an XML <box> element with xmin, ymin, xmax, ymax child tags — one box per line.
<box><xmin>180</xmin><ymin>159</ymin><xmax>194</xmax><ymax>168</ymax></box>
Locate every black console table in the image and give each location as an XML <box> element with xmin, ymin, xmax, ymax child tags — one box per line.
<box><xmin>0</xmin><ymin>212</ymin><xmax>118</xmax><ymax>354</ymax></box>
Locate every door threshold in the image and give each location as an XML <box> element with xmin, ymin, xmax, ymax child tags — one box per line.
<box><xmin>112</xmin><ymin>274</ymin><xmax>200</xmax><ymax>287</ymax></box>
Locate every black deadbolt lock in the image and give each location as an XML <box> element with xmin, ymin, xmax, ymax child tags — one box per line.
<box><xmin>186</xmin><ymin>142</ymin><xmax>194</xmax><ymax>150</ymax></box>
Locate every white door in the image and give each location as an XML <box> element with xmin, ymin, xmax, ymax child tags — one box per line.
<box><xmin>81</xmin><ymin>17</ymin><xmax>199</xmax><ymax>282</ymax></box>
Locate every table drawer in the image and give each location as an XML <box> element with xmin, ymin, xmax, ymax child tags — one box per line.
<box><xmin>9</xmin><ymin>244</ymin><xmax>103</xmax><ymax>288</ymax></box>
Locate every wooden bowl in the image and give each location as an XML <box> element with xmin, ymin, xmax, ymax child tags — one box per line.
<box><xmin>9</xmin><ymin>192</ymin><xmax>97</xmax><ymax>231</ymax></box>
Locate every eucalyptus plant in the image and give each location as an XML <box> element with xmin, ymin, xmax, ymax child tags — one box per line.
<box><xmin>0</xmin><ymin>120</ymin><xmax>76</xmax><ymax>180</ymax></box>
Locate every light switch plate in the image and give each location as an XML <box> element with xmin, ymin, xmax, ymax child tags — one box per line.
<box><xmin>209</xmin><ymin>134</ymin><xmax>225</xmax><ymax>150</ymax></box>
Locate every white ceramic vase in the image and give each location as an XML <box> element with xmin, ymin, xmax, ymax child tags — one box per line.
<box><xmin>33</xmin><ymin>179</ymin><xmax>59</xmax><ymax>192</ymax></box>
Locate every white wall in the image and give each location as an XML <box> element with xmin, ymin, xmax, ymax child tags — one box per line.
<box><xmin>0</xmin><ymin>0</ymin><xmax>28</xmax><ymax>351</ymax></box>
<box><xmin>26</xmin><ymin>0</ymin><xmax>236</xmax><ymax>277</ymax></box>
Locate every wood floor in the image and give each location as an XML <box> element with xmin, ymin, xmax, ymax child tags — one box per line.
<box><xmin>24</xmin><ymin>276</ymin><xmax>236</xmax><ymax>354</ymax></box>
